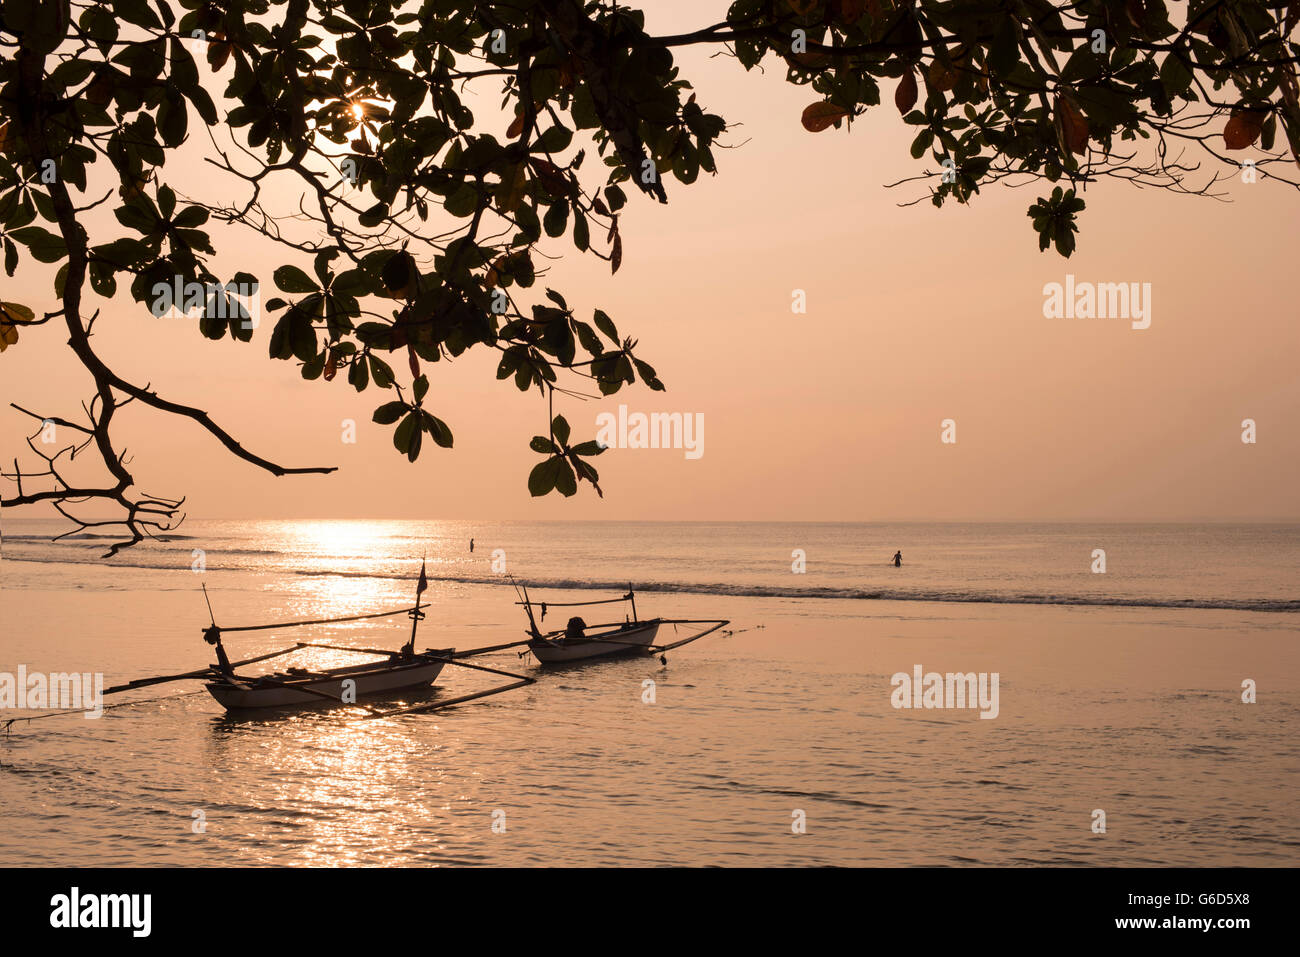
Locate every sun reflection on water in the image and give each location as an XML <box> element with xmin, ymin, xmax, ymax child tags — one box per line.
<box><xmin>204</xmin><ymin>706</ymin><xmax>478</xmax><ymax>866</ymax></box>
<box><xmin>253</xmin><ymin>519</ymin><xmax>441</xmax><ymax>626</ymax></box>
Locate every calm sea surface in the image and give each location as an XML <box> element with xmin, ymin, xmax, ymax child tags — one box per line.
<box><xmin>1</xmin><ymin>520</ymin><xmax>1297</xmax><ymax>866</ymax></box>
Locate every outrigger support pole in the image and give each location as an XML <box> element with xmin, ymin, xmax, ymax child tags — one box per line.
<box><xmin>285</xmin><ymin>641</ymin><xmax>536</xmax><ymax>719</ymax></box>
<box><xmin>449</xmin><ymin>639</ymin><xmax>533</xmax><ymax>658</ymax></box>
<box><xmin>293</xmin><ymin>639</ymin><xmax>535</xmax><ymax>660</ymax></box>
<box><xmin>648</xmin><ymin>619</ymin><xmax>731</xmax><ymax>655</ymax></box>
<box><xmin>363</xmin><ymin>655</ymin><xmax>537</xmax><ymax>720</ymax></box>
<box><xmin>368</xmin><ymin>676</ymin><xmax>533</xmax><ymax>718</ymax></box>
<box><xmin>100</xmin><ymin>646</ymin><xmax>303</xmax><ymax>696</ymax></box>
<box><xmin>214</xmin><ymin>604</ymin><xmax>428</xmax><ymax>633</ymax></box>
<box><xmin>511</xmin><ymin>595</ymin><xmax>633</xmax><ymax>608</ymax></box>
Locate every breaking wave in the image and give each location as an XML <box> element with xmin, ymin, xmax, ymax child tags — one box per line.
<box><xmin>5</xmin><ymin>547</ymin><xmax>1297</xmax><ymax>613</ymax></box>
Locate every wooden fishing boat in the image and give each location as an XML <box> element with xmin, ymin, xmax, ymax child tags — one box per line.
<box><xmin>515</xmin><ymin>583</ymin><xmax>729</xmax><ymax>665</ymax></box>
<box><xmin>2</xmin><ymin>566</ymin><xmax>732</xmax><ymax>733</ymax></box>
<box><xmin>528</xmin><ymin>621</ymin><xmax>660</xmax><ymax>663</ymax></box>
<box><xmin>204</xmin><ymin>648</ymin><xmax>454</xmax><ymax>710</ymax></box>
<box><xmin>23</xmin><ymin>563</ymin><xmax>539</xmax><ymax>724</ymax></box>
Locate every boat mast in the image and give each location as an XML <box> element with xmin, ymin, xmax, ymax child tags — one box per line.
<box><xmin>520</xmin><ymin>583</ymin><xmax>541</xmax><ymax>638</ymax></box>
<box><xmin>402</xmin><ymin>559</ymin><xmax>428</xmax><ymax>655</ymax></box>
<box><xmin>200</xmin><ymin>583</ymin><xmax>234</xmax><ymax>675</ymax></box>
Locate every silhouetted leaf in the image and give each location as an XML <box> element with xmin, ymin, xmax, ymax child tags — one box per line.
<box><xmin>1224</xmin><ymin>109</ymin><xmax>1266</xmax><ymax>150</ymax></box>
<box><xmin>274</xmin><ymin>265</ymin><xmax>317</xmax><ymax>293</ymax></box>
<box><xmin>801</xmin><ymin>101</ymin><xmax>850</xmax><ymax>132</ymax></box>
<box><xmin>528</xmin><ymin>455</ymin><xmax>566</xmax><ymax>496</ymax></box>
<box><xmin>373</xmin><ymin>401</ymin><xmax>407</xmax><ymax>424</ymax></box>
<box><xmin>895</xmin><ymin>71</ymin><xmax>918</xmax><ymax>114</ymax></box>
<box><xmin>394</xmin><ymin>412</ymin><xmax>420</xmax><ymax>461</ymax></box>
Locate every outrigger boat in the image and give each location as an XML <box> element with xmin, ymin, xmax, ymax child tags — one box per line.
<box><xmin>1</xmin><ymin>568</ymin><xmax>733</xmax><ymax>732</ymax></box>
<box><xmin>516</xmin><ymin>583</ymin><xmax>728</xmax><ymax>665</ymax></box>
<box><xmin>203</xmin><ymin>647</ymin><xmax>455</xmax><ymax>711</ymax></box>
<box><xmin>83</xmin><ymin>563</ymin><xmax>536</xmax><ymax>719</ymax></box>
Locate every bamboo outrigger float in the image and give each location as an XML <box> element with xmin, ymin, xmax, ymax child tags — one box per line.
<box><xmin>515</xmin><ymin>582</ymin><xmax>729</xmax><ymax>665</ymax></box>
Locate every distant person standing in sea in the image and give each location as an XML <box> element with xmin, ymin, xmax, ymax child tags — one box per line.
<box><xmin>892</xmin><ymin>550</ymin><xmax>902</xmax><ymax>567</ymax></box>
<box><xmin>470</xmin><ymin>538</ymin><xmax>475</xmax><ymax>553</ymax></box>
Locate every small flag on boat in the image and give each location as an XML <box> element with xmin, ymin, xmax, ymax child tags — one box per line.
<box><xmin>416</xmin><ymin>560</ymin><xmax>428</xmax><ymax>595</ymax></box>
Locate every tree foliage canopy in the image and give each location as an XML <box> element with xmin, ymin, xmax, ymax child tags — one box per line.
<box><xmin>1</xmin><ymin>0</ymin><xmax>1295</xmax><ymax>553</ymax></box>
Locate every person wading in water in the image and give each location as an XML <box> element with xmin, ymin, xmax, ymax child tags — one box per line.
<box><xmin>892</xmin><ymin>550</ymin><xmax>903</xmax><ymax>568</ymax></box>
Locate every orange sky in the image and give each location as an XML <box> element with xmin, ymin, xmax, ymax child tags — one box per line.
<box><xmin>3</xmin><ymin>2</ymin><xmax>1297</xmax><ymax>522</ymax></box>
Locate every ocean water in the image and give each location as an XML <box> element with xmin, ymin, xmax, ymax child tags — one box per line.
<box><xmin>1</xmin><ymin>519</ymin><xmax>1297</xmax><ymax>866</ymax></box>
<box><xmin>6</xmin><ymin>518</ymin><xmax>1299</xmax><ymax>610</ymax></box>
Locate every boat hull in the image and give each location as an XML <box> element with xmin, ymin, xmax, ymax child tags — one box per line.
<box><xmin>205</xmin><ymin>651</ymin><xmax>451</xmax><ymax>711</ymax></box>
<box><xmin>528</xmin><ymin>621</ymin><xmax>660</xmax><ymax>664</ymax></box>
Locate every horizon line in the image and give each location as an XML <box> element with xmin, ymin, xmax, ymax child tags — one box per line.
<box><xmin>5</xmin><ymin>517</ymin><xmax>1300</xmax><ymax>526</ymax></box>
